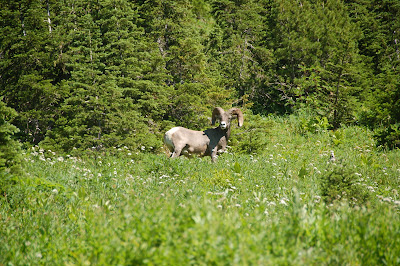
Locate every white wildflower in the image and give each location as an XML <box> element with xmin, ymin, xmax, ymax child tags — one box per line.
<box><xmin>314</xmin><ymin>195</ymin><xmax>321</xmax><ymax>203</ymax></box>
<box><xmin>280</xmin><ymin>198</ymin><xmax>288</xmax><ymax>206</ymax></box>
<box><xmin>382</xmin><ymin>197</ymin><xmax>392</xmax><ymax>202</ymax></box>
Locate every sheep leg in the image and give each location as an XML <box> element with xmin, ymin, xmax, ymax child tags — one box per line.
<box><xmin>170</xmin><ymin>145</ymin><xmax>184</xmax><ymax>158</ymax></box>
<box><xmin>210</xmin><ymin>146</ymin><xmax>218</xmax><ymax>163</ymax></box>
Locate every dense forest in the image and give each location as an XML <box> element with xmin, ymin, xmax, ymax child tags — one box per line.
<box><xmin>1</xmin><ymin>0</ymin><xmax>399</xmax><ymax>159</ymax></box>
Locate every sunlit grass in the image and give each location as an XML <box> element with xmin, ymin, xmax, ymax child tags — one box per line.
<box><xmin>1</xmin><ymin>118</ymin><xmax>400</xmax><ymax>264</ymax></box>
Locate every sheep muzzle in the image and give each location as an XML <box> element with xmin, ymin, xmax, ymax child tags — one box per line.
<box><xmin>220</xmin><ymin>121</ymin><xmax>227</xmax><ymax>129</ymax></box>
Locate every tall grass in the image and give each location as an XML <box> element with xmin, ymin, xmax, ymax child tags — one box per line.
<box><xmin>1</xmin><ymin>115</ymin><xmax>400</xmax><ymax>265</ymax></box>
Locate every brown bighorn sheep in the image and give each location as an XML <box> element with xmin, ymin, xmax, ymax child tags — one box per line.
<box><xmin>164</xmin><ymin>107</ymin><xmax>244</xmax><ymax>162</ymax></box>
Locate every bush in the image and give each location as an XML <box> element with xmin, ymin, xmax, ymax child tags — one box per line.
<box><xmin>0</xmin><ymin>98</ymin><xmax>22</xmax><ymax>199</ymax></box>
<box><xmin>374</xmin><ymin>124</ymin><xmax>400</xmax><ymax>149</ymax></box>
<box><xmin>297</xmin><ymin>115</ymin><xmax>331</xmax><ymax>134</ymax></box>
<box><xmin>288</xmin><ymin>109</ymin><xmax>331</xmax><ymax>135</ymax></box>
<box><xmin>320</xmin><ymin>163</ymin><xmax>370</xmax><ymax>206</ymax></box>
<box><xmin>230</xmin><ymin>113</ymin><xmax>273</xmax><ymax>154</ymax></box>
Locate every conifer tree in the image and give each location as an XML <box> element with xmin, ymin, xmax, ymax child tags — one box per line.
<box><xmin>348</xmin><ymin>0</ymin><xmax>400</xmax><ymax>127</ymax></box>
<box><xmin>136</xmin><ymin>0</ymin><xmax>222</xmax><ymax>129</ymax></box>
<box><xmin>0</xmin><ymin>98</ymin><xmax>22</xmax><ymax>198</ymax></box>
<box><xmin>0</xmin><ymin>0</ymin><xmax>61</xmax><ymax>144</ymax></box>
<box><xmin>269</xmin><ymin>0</ymin><xmax>366</xmax><ymax>126</ymax></box>
<box><xmin>98</xmin><ymin>0</ymin><xmax>170</xmax><ymax>122</ymax></box>
<box><xmin>208</xmin><ymin>0</ymin><xmax>277</xmax><ymax>113</ymax></box>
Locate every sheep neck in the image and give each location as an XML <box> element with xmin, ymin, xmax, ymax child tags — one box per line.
<box><xmin>218</xmin><ymin>126</ymin><xmax>231</xmax><ymax>140</ymax></box>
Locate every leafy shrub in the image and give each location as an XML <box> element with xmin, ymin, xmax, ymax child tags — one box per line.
<box><xmin>290</xmin><ymin>109</ymin><xmax>331</xmax><ymax>135</ymax></box>
<box><xmin>374</xmin><ymin>124</ymin><xmax>400</xmax><ymax>149</ymax></box>
<box><xmin>230</xmin><ymin>114</ymin><xmax>273</xmax><ymax>154</ymax></box>
<box><xmin>0</xmin><ymin>98</ymin><xmax>23</xmax><ymax>200</ymax></box>
<box><xmin>298</xmin><ymin>115</ymin><xmax>331</xmax><ymax>134</ymax></box>
<box><xmin>330</xmin><ymin>129</ymin><xmax>345</xmax><ymax>146</ymax></box>
<box><xmin>320</xmin><ymin>164</ymin><xmax>370</xmax><ymax>206</ymax></box>
<box><xmin>203</xmin><ymin>169</ymin><xmax>236</xmax><ymax>189</ymax></box>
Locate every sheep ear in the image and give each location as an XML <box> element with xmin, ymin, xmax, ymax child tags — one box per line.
<box><xmin>229</xmin><ymin>108</ymin><xmax>244</xmax><ymax>127</ymax></box>
<box><xmin>212</xmin><ymin>107</ymin><xmax>225</xmax><ymax>125</ymax></box>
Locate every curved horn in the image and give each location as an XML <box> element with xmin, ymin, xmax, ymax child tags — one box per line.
<box><xmin>212</xmin><ymin>107</ymin><xmax>225</xmax><ymax>125</ymax></box>
<box><xmin>229</xmin><ymin>108</ymin><xmax>244</xmax><ymax>127</ymax></box>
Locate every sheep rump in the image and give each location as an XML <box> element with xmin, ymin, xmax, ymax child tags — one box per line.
<box><xmin>164</xmin><ymin>127</ymin><xmax>210</xmax><ymax>157</ymax></box>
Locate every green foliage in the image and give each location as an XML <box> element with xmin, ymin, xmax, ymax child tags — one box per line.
<box><xmin>1</xmin><ymin>0</ymin><xmax>400</xmax><ymax>153</ymax></box>
<box><xmin>374</xmin><ymin>124</ymin><xmax>400</xmax><ymax>149</ymax></box>
<box><xmin>348</xmin><ymin>0</ymin><xmax>400</xmax><ymax>142</ymax></box>
<box><xmin>0</xmin><ymin>98</ymin><xmax>23</xmax><ymax>201</ymax></box>
<box><xmin>3</xmin><ymin>0</ymin><xmax>400</xmax><ymax>261</ymax></box>
<box><xmin>2</xmin><ymin>116</ymin><xmax>400</xmax><ymax>264</ymax></box>
<box><xmin>299</xmin><ymin>115</ymin><xmax>330</xmax><ymax>135</ymax></box>
<box><xmin>273</xmin><ymin>0</ymin><xmax>366</xmax><ymax>126</ymax></box>
<box><xmin>289</xmin><ymin>109</ymin><xmax>331</xmax><ymax>135</ymax></box>
<box><xmin>230</xmin><ymin>113</ymin><xmax>273</xmax><ymax>154</ymax></box>
<box><xmin>203</xmin><ymin>169</ymin><xmax>236</xmax><ymax>189</ymax></box>
<box><xmin>0</xmin><ymin>98</ymin><xmax>21</xmax><ymax>176</ymax></box>
<box><xmin>0</xmin><ymin>0</ymin><xmax>62</xmax><ymax>144</ymax></box>
<box><xmin>320</xmin><ymin>163</ymin><xmax>370</xmax><ymax>206</ymax></box>
<box><xmin>330</xmin><ymin>129</ymin><xmax>345</xmax><ymax>146</ymax></box>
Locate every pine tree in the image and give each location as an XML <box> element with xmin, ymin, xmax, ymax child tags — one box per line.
<box><xmin>136</xmin><ymin>0</ymin><xmax>223</xmax><ymax>129</ymax></box>
<box><xmin>0</xmin><ymin>98</ymin><xmax>22</xmax><ymax>198</ymax></box>
<box><xmin>0</xmin><ymin>0</ymin><xmax>61</xmax><ymax>144</ymax></box>
<box><xmin>352</xmin><ymin>0</ymin><xmax>400</xmax><ymax>148</ymax></box>
<box><xmin>268</xmin><ymin>0</ymin><xmax>366</xmax><ymax>127</ymax></box>
<box><xmin>207</xmin><ymin>0</ymin><xmax>279</xmax><ymax>114</ymax></box>
<box><xmin>98</xmin><ymin>0</ymin><xmax>170</xmax><ymax>122</ymax></box>
<box><xmin>40</xmin><ymin>0</ymin><xmax>169</xmax><ymax>152</ymax></box>
<box><xmin>348</xmin><ymin>0</ymin><xmax>400</xmax><ymax>127</ymax></box>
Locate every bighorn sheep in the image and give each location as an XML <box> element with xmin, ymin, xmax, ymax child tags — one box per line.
<box><xmin>164</xmin><ymin>107</ymin><xmax>244</xmax><ymax>162</ymax></box>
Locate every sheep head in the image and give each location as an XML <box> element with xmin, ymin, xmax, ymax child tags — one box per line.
<box><xmin>212</xmin><ymin>107</ymin><xmax>244</xmax><ymax>129</ymax></box>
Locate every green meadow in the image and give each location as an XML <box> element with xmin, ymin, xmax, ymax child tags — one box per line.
<box><xmin>1</xmin><ymin>115</ymin><xmax>400</xmax><ymax>265</ymax></box>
